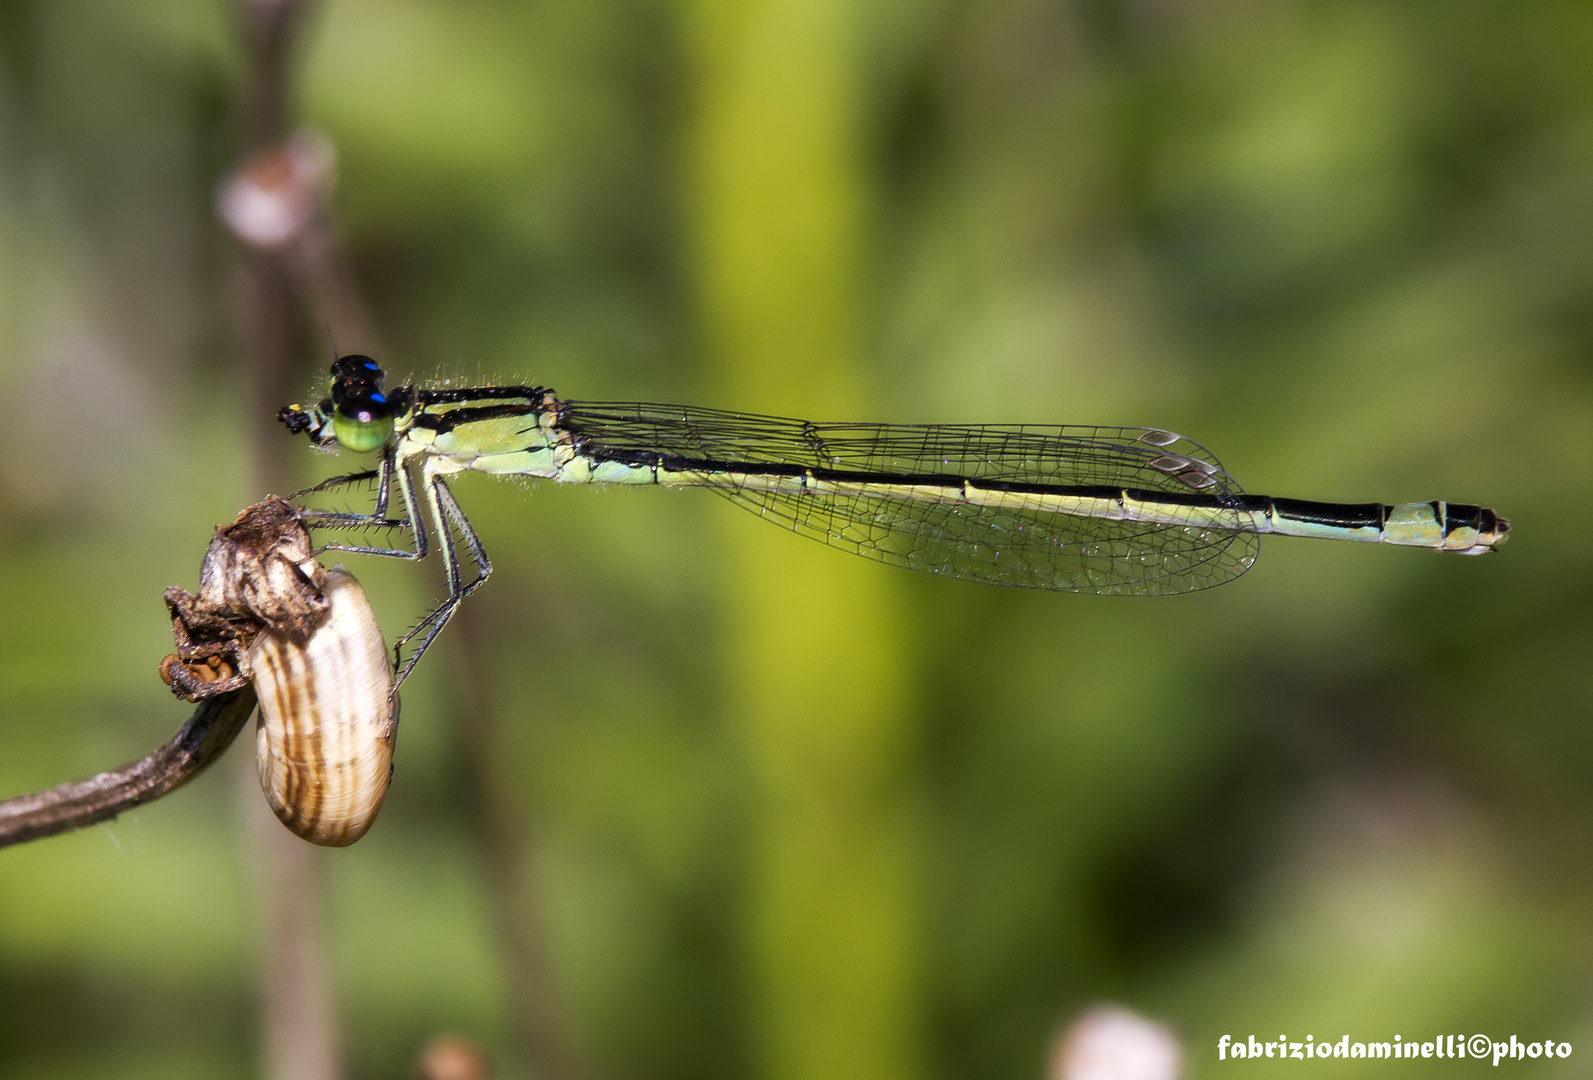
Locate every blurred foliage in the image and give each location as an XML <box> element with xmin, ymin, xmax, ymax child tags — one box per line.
<box><xmin>1</xmin><ymin>1</ymin><xmax>1591</xmax><ymax>1078</ymax></box>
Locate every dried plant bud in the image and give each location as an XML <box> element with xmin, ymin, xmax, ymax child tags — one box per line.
<box><xmin>159</xmin><ymin>654</ymin><xmax>242</xmax><ymax>700</ymax></box>
<box><xmin>162</xmin><ymin>497</ymin><xmax>329</xmax><ymax>701</ymax></box>
<box><xmin>252</xmin><ymin>565</ymin><xmax>398</xmax><ymax>846</ymax></box>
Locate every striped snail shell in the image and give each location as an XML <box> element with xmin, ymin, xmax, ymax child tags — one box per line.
<box><xmin>249</xmin><ymin>565</ymin><xmax>398</xmax><ymax>846</ymax></box>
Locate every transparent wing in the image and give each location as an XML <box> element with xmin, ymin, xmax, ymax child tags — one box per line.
<box><xmin>560</xmin><ymin>401</ymin><xmax>1260</xmax><ymax>594</ymax></box>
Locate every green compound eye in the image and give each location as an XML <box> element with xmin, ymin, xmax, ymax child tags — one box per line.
<box><xmin>333</xmin><ymin>393</ymin><xmax>394</xmax><ymax>453</ymax></box>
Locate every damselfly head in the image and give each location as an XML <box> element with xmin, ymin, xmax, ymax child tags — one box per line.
<box><xmin>278</xmin><ymin>355</ymin><xmax>397</xmax><ymax>452</ymax></box>
<box><xmin>327</xmin><ymin>354</ymin><xmax>395</xmax><ymax>453</ymax></box>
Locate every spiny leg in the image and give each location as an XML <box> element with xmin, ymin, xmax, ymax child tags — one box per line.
<box><xmin>290</xmin><ymin>452</ymin><xmax>494</xmax><ymax>689</ymax></box>
<box><xmin>295</xmin><ymin>449</ymin><xmax>430</xmax><ymax>561</ymax></box>
<box><xmin>390</xmin><ymin>470</ymin><xmax>493</xmax><ymax>688</ymax></box>
<box><xmin>292</xmin><ymin>456</ymin><xmax>400</xmax><ymax>525</ymax></box>
<box><xmin>293</xmin><ymin>464</ymin><xmax>381</xmax><ymax>507</ymax></box>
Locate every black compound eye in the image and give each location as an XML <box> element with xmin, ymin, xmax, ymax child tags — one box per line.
<box><xmin>330</xmin><ymin>355</ymin><xmax>386</xmax><ymax>404</ymax></box>
<box><xmin>331</xmin><ymin>354</ymin><xmax>384</xmax><ymax>383</ymax></box>
<box><xmin>335</xmin><ymin>390</ymin><xmax>393</xmax><ymax>423</ymax></box>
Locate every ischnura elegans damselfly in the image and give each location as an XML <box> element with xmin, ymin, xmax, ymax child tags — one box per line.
<box><xmin>281</xmin><ymin>356</ymin><xmax>1509</xmax><ymax>686</ymax></box>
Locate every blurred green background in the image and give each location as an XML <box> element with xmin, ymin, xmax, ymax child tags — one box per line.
<box><xmin>0</xmin><ymin>1</ymin><xmax>1588</xmax><ymax>1077</ymax></box>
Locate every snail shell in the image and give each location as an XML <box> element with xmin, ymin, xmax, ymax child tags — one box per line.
<box><xmin>249</xmin><ymin>565</ymin><xmax>398</xmax><ymax>846</ymax></box>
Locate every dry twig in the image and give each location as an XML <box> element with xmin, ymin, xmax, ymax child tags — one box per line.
<box><xmin>0</xmin><ymin>497</ymin><xmax>329</xmax><ymax>848</ymax></box>
<box><xmin>0</xmin><ymin>688</ymin><xmax>259</xmax><ymax>849</ymax></box>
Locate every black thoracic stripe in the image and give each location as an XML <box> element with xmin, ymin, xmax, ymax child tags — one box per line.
<box><xmin>411</xmin><ymin>402</ymin><xmax>543</xmax><ymax>436</ymax></box>
<box><xmin>415</xmin><ymin>384</ymin><xmax>546</xmax><ymax>405</ymax></box>
<box><xmin>1259</xmin><ymin>497</ymin><xmax>1386</xmax><ymax>530</ymax></box>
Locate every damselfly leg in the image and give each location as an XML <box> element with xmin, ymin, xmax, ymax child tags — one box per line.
<box><xmin>294</xmin><ymin>451</ymin><xmax>420</xmax><ymax>560</ymax></box>
<box><xmin>386</xmin><ymin>461</ymin><xmax>493</xmax><ymax>686</ymax></box>
<box><xmin>292</xmin><ymin>447</ymin><xmax>493</xmax><ymax>686</ymax></box>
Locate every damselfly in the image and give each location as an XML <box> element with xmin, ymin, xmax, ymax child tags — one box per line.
<box><xmin>281</xmin><ymin>356</ymin><xmax>1509</xmax><ymax>685</ymax></box>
